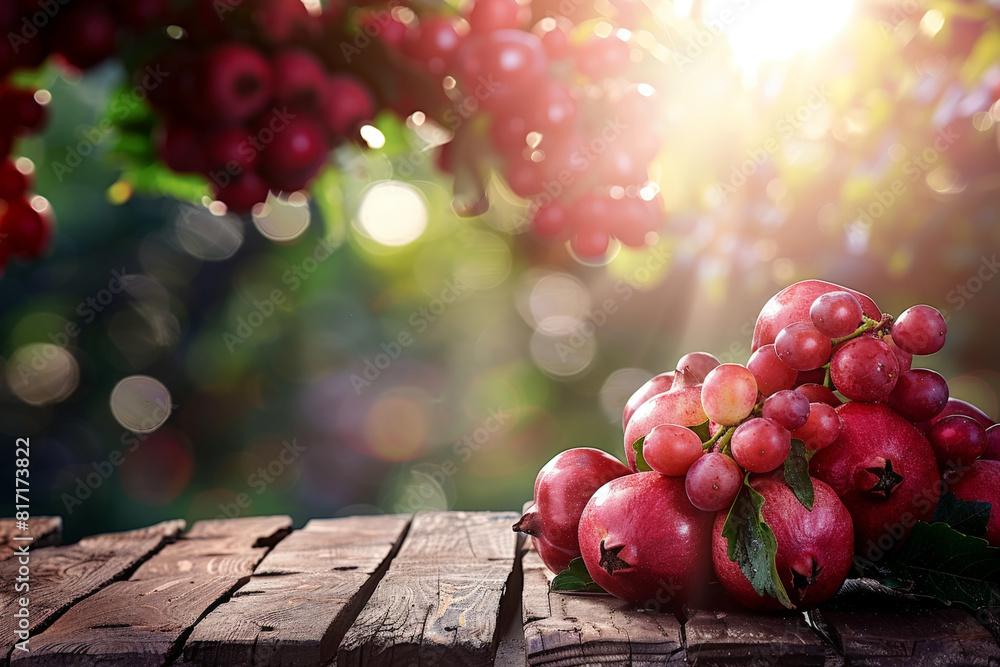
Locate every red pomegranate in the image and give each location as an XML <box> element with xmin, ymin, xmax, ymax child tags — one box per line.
<box><xmin>623</xmin><ymin>372</ymin><xmax>707</xmax><ymax>471</ymax></box>
<box><xmin>712</xmin><ymin>475</ymin><xmax>854</xmax><ymax>610</ymax></box>
<box><xmin>946</xmin><ymin>460</ymin><xmax>1000</xmax><ymax>546</ymax></box>
<box><xmin>622</xmin><ymin>371</ymin><xmax>674</xmax><ymax>429</ymax></box>
<box><xmin>751</xmin><ymin>280</ymin><xmax>881</xmax><ymax>353</ymax></box>
<box><xmin>513</xmin><ymin>447</ymin><xmax>630</xmax><ymax>574</ymax></box>
<box><xmin>810</xmin><ymin>402</ymin><xmax>940</xmax><ymax>558</ymax></box>
<box><xmin>578</xmin><ymin>472</ymin><xmax>713</xmax><ymax>608</ymax></box>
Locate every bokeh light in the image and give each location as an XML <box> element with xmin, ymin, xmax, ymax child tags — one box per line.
<box><xmin>110</xmin><ymin>375</ymin><xmax>172</xmax><ymax>433</ymax></box>
<box><xmin>355</xmin><ymin>181</ymin><xmax>428</xmax><ymax>247</ymax></box>
<box><xmin>6</xmin><ymin>345</ymin><xmax>79</xmax><ymax>406</ymax></box>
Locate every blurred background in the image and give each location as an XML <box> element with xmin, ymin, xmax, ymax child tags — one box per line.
<box><xmin>2</xmin><ymin>0</ymin><xmax>1000</xmax><ymax>541</ymax></box>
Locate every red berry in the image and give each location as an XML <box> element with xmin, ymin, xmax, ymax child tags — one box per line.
<box><xmin>0</xmin><ymin>89</ymin><xmax>46</xmax><ymax>134</ymax></box>
<box><xmin>205</xmin><ymin>127</ymin><xmax>257</xmax><ymax>172</ymax></box>
<box><xmin>571</xmin><ymin>229</ymin><xmax>610</xmax><ymax>257</ymax></box>
<box><xmin>1</xmin><ymin>198</ymin><xmax>51</xmax><ymax>259</ymax></box>
<box><xmin>202</xmin><ymin>43</ymin><xmax>273</xmax><ymax>123</ymax></box>
<box><xmin>52</xmin><ymin>4</ymin><xmax>117</xmax><ymax>70</ymax></box>
<box><xmin>403</xmin><ymin>18</ymin><xmax>462</xmax><ymax>75</ymax></box>
<box><xmin>214</xmin><ymin>170</ymin><xmax>270</xmax><ymax>212</ymax></box>
<box><xmin>156</xmin><ymin>122</ymin><xmax>205</xmax><ymax>174</ymax></box>
<box><xmin>0</xmin><ymin>159</ymin><xmax>28</xmax><ymax>197</ymax></box>
<box><xmin>324</xmin><ymin>75</ymin><xmax>376</xmax><ymax>137</ymax></box>
<box><xmin>540</xmin><ymin>25</ymin><xmax>571</xmax><ymax>59</ymax></box>
<box><xmin>260</xmin><ymin>116</ymin><xmax>327</xmax><ymax>190</ymax></box>
<box><xmin>531</xmin><ymin>200</ymin><xmax>569</xmax><ymax>238</ymax></box>
<box><xmin>123</xmin><ymin>0</ymin><xmax>172</xmax><ymax>30</ymax></box>
<box><xmin>466</xmin><ymin>0</ymin><xmax>526</xmax><ymax>34</ymax></box>
<box><xmin>530</xmin><ymin>80</ymin><xmax>576</xmax><ymax>133</ymax></box>
<box><xmin>272</xmin><ymin>50</ymin><xmax>329</xmax><ymax>112</ymax></box>
<box><xmin>456</xmin><ymin>30</ymin><xmax>547</xmax><ymax>108</ymax></box>
<box><xmin>576</xmin><ymin>34</ymin><xmax>631</xmax><ymax>81</ymax></box>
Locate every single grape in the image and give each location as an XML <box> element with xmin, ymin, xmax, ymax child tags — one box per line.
<box><xmin>790</xmin><ymin>403</ymin><xmax>841</xmax><ymax>451</ymax></box>
<box><xmin>774</xmin><ymin>321</ymin><xmax>832</xmax><ymax>371</ymax></box>
<box><xmin>675</xmin><ymin>351</ymin><xmax>720</xmax><ymax>382</ymax></box>
<box><xmin>762</xmin><ymin>390</ymin><xmax>811</xmax><ymax>431</ymax></box>
<box><xmin>571</xmin><ymin>229</ymin><xmax>610</xmax><ymax>257</ymax></box>
<box><xmin>747</xmin><ymin>344</ymin><xmax>797</xmax><ymax>397</ymax></box>
<box><xmin>887</xmin><ymin>369</ymin><xmax>950</xmax><ymax>423</ymax></box>
<box><xmin>892</xmin><ymin>305</ymin><xmax>947</xmax><ymax>355</ymax></box>
<box><xmin>685</xmin><ymin>452</ymin><xmax>743</xmax><ymax>511</ymax></box>
<box><xmin>642</xmin><ymin>424</ymin><xmax>703</xmax><ymax>476</ymax></box>
<box><xmin>929</xmin><ymin>415</ymin><xmax>987</xmax><ymax>468</ymax></box>
<box><xmin>794</xmin><ymin>383</ymin><xmax>842</xmax><ymax>407</ymax></box>
<box><xmin>701</xmin><ymin>363</ymin><xmax>758</xmax><ymax>426</ymax></box>
<box><xmin>731</xmin><ymin>417</ymin><xmax>791</xmax><ymax>473</ymax></box>
<box><xmin>810</xmin><ymin>291</ymin><xmax>863</xmax><ymax>338</ymax></box>
<box><xmin>829</xmin><ymin>336</ymin><xmax>899</xmax><ymax>403</ymax></box>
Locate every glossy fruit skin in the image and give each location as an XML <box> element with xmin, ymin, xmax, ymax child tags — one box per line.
<box><xmin>892</xmin><ymin>305</ymin><xmax>947</xmax><ymax>355</ymax></box>
<box><xmin>202</xmin><ymin>43</ymin><xmax>273</xmax><ymax>123</ymax></box>
<box><xmin>578</xmin><ymin>472</ymin><xmax>713</xmax><ymax>608</ymax></box>
<box><xmin>829</xmin><ymin>337</ymin><xmax>900</xmax><ymax>403</ymax></box>
<box><xmin>983</xmin><ymin>425</ymin><xmax>1000</xmax><ymax>462</ymax></box>
<box><xmin>928</xmin><ymin>415</ymin><xmax>988</xmax><ymax>468</ymax></box>
<box><xmin>685</xmin><ymin>452</ymin><xmax>742</xmax><ymax>511</ymax></box>
<box><xmin>887</xmin><ymin>368</ymin><xmax>949</xmax><ymax>423</ymax></box>
<box><xmin>751</xmin><ymin>280</ymin><xmax>881</xmax><ymax>353</ymax></box>
<box><xmin>712</xmin><ymin>475</ymin><xmax>854</xmax><ymax>610</ymax></box>
<box><xmin>622</xmin><ymin>371</ymin><xmax>675</xmax><ymax>429</ymax></box>
<box><xmin>513</xmin><ymin>447</ymin><xmax>630</xmax><ymax>574</ymax></box>
<box><xmin>810</xmin><ymin>402</ymin><xmax>939</xmax><ymax>556</ymax></box>
<box><xmin>701</xmin><ymin>363</ymin><xmax>758</xmax><ymax>426</ymax></box>
<box><xmin>675</xmin><ymin>351</ymin><xmax>721</xmax><ymax>382</ymax></box>
<box><xmin>946</xmin><ymin>460</ymin><xmax>1000</xmax><ymax>546</ymax></box>
<box><xmin>624</xmin><ymin>386</ymin><xmax>707</xmax><ymax>471</ymax></box>
<box><xmin>747</xmin><ymin>344</ymin><xmax>797</xmax><ymax>397</ymax></box>
<box><xmin>324</xmin><ymin>75</ymin><xmax>376</xmax><ymax>137</ymax></box>
<box><xmin>928</xmin><ymin>398</ymin><xmax>995</xmax><ymax>430</ymax></box>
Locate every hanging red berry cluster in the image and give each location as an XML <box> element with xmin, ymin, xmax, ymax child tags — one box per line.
<box><xmin>143</xmin><ymin>0</ymin><xmax>378</xmax><ymax>212</ymax></box>
<box><xmin>366</xmin><ymin>0</ymin><xmax>668</xmax><ymax>257</ymax></box>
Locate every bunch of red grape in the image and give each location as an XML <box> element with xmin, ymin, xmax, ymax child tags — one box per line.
<box><xmin>370</xmin><ymin>0</ymin><xmax>666</xmax><ymax>257</ymax></box>
<box><xmin>142</xmin><ymin>0</ymin><xmax>378</xmax><ymax>212</ymax></box>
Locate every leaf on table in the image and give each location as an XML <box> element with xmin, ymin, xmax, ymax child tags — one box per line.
<box><xmin>551</xmin><ymin>557</ymin><xmax>607</xmax><ymax>593</ymax></box>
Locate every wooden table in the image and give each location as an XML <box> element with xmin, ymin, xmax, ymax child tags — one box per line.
<box><xmin>3</xmin><ymin>512</ymin><xmax>1000</xmax><ymax>666</ymax></box>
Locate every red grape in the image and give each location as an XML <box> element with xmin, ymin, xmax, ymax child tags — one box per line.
<box><xmin>642</xmin><ymin>424</ymin><xmax>703</xmax><ymax>476</ymax></box>
<box><xmin>701</xmin><ymin>363</ymin><xmax>758</xmax><ymax>426</ymax></box>
<box><xmin>747</xmin><ymin>343</ymin><xmax>797</xmax><ymax>396</ymax></box>
<box><xmin>892</xmin><ymin>305</ymin><xmax>947</xmax><ymax>355</ymax></box>
<box><xmin>882</xmin><ymin>334</ymin><xmax>913</xmax><ymax>372</ymax></box>
<box><xmin>762</xmin><ymin>389</ymin><xmax>811</xmax><ymax>431</ymax></box>
<box><xmin>887</xmin><ymin>368</ymin><xmax>949</xmax><ymax>423</ymax></box>
<box><xmin>731</xmin><ymin>418</ymin><xmax>791</xmax><ymax>473</ymax></box>
<box><xmin>685</xmin><ymin>452</ymin><xmax>743</xmax><ymax>511</ymax></box>
<box><xmin>829</xmin><ymin>336</ymin><xmax>899</xmax><ymax>403</ymax></box>
<box><xmin>794</xmin><ymin>383</ymin><xmax>842</xmax><ymax>407</ymax></box>
<box><xmin>774</xmin><ymin>321</ymin><xmax>832</xmax><ymax>371</ymax></box>
<box><xmin>790</xmin><ymin>403</ymin><xmax>841</xmax><ymax>451</ymax></box>
<box><xmin>929</xmin><ymin>415</ymin><xmax>987</xmax><ymax>467</ymax></box>
<box><xmin>810</xmin><ymin>291</ymin><xmax>863</xmax><ymax>338</ymax></box>
<box><xmin>571</xmin><ymin>229</ymin><xmax>610</xmax><ymax>257</ymax></box>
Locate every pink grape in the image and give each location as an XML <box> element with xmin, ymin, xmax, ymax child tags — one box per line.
<box><xmin>731</xmin><ymin>417</ymin><xmax>791</xmax><ymax>473</ymax></box>
<box><xmin>747</xmin><ymin>344</ymin><xmax>797</xmax><ymax>397</ymax></box>
<box><xmin>892</xmin><ymin>305</ymin><xmax>947</xmax><ymax>355</ymax></box>
<box><xmin>830</xmin><ymin>336</ymin><xmax>899</xmax><ymax>402</ymax></box>
<box><xmin>642</xmin><ymin>424</ymin><xmax>704</xmax><ymax>476</ymax></box>
<box><xmin>685</xmin><ymin>452</ymin><xmax>743</xmax><ymax>511</ymax></box>
<box><xmin>774</xmin><ymin>322</ymin><xmax>832</xmax><ymax>371</ymax></box>
<box><xmin>887</xmin><ymin>368</ymin><xmax>949</xmax><ymax>423</ymax></box>
<box><xmin>762</xmin><ymin>389</ymin><xmax>811</xmax><ymax>431</ymax></box>
<box><xmin>701</xmin><ymin>363</ymin><xmax>758</xmax><ymax>426</ymax></box>
<box><xmin>810</xmin><ymin>291</ymin><xmax>864</xmax><ymax>338</ymax></box>
<box><xmin>790</xmin><ymin>403</ymin><xmax>841</xmax><ymax>451</ymax></box>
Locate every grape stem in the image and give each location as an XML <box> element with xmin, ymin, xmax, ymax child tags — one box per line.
<box><xmin>702</xmin><ymin>425</ymin><xmax>735</xmax><ymax>452</ymax></box>
<box><xmin>830</xmin><ymin>313</ymin><xmax>894</xmax><ymax>346</ymax></box>
<box><xmin>718</xmin><ymin>427</ymin><xmax>736</xmax><ymax>456</ymax></box>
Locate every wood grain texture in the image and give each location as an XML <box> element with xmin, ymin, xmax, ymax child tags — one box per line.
<box><xmin>0</xmin><ymin>520</ymin><xmax>184</xmax><ymax>664</ymax></box>
<box><xmin>805</xmin><ymin>578</ymin><xmax>1000</xmax><ymax>666</ymax></box>
<box><xmin>683</xmin><ymin>585</ymin><xmax>826</xmax><ymax>666</ymax></box>
<box><xmin>521</xmin><ymin>548</ymin><xmax>684</xmax><ymax>666</ymax></box>
<box><xmin>12</xmin><ymin>516</ymin><xmax>291</xmax><ymax>667</ymax></box>
<box><xmin>0</xmin><ymin>517</ymin><xmax>62</xmax><ymax>561</ymax></box>
<box><xmin>336</xmin><ymin>511</ymin><xmax>520</xmax><ymax>667</ymax></box>
<box><xmin>182</xmin><ymin>514</ymin><xmax>411</xmax><ymax>667</ymax></box>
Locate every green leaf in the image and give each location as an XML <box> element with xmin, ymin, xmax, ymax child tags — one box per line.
<box><xmin>861</xmin><ymin>521</ymin><xmax>1000</xmax><ymax>610</ymax></box>
<box><xmin>782</xmin><ymin>439</ymin><xmax>814</xmax><ymax>511</ymax></box>
<box><xmin>931</xmin><ymin>492</ymin><xmax>991</xmax><ymax>537</ymax></box>
<box><xmin>632</xmin><ymin>437</ymin><xmax>651</xmax><ymax>472</ymax></box>
<box><xmin>551</xmin><ymin>557</ymin><xmax>607</xmax><ymax>593</ymax></box>
<box><xmin>721</xmin><ymin>475</ymin><xmax>794</xmax><ymax>609</ymax></box>
<box><xmin>691</xmin><ymin>420</ymin><xmax>711</xmax><ymax>443</ymax></box>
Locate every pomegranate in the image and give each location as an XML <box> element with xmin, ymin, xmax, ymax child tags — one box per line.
<box><xmin>623</xmin><ymin>370</ymin><xmax>707</xmax><ymax>471</ymax></box>
<box><xmin>751</xmin><ymin>280</ymin><xmax>881</xmax><ymax>353</ymax></box>
<box><xmin>712</xmin><ymin>475</ymin><xmax>854</xmax><ymax>610</ymax></box>
<box><xmin>622</xmin><ymin>371</ymin><xmax>674</xmax><ymax>429</ymax></box>
<box><xmin>513</xmin><ymin>447</ymin><xmax>630</xmax><ymax>574</ymax></box>
<box><xmin>946</xmin><ymin>460</ymin><xmax>1000</xmax><ymax>546</ymax></box>
<box><xmin>810</xmin><ymin>402</ymin><xmax>940</xmax><ymax>557</ymax></box>
<box><xmin>578</xmin><ymin>472</ymin><xmax>713</xmax><ymax>608</ymax></box>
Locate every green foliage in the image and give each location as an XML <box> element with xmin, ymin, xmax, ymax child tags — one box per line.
<box><xmin>551</xmin><ymin>557</ymin><xmax>606</xmax><ymax>593</ymax></box>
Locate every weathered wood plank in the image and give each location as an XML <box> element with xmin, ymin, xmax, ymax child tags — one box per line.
<box><xmin>521</xmin><ymin>548</ymin><xmax>684</xmax><ymax>666</ymax></box>
<box><xmin>494</xmin><ymin>534</ymin><xmax>527</xmax><ymax>667</ymax></box>
<box><xmin>0</xmin><ymin>519</ymin><xmax>184</xmax><ymax>664</ymax></box>
<box><xmin>336</xmin><ymin>511</ymin><xmax>519</xmax><ymax>667</ymax></box>
<box><xmin>12</xmin><ymin>516</ymin><xmax>291</xmax><ymax>667</ymax></box>
<box><xmin>805</xmin><ymin>578</ymin><xmax>1000</xmax><ymax>666</ymax></box>
<box><xmin>0</xmin><ymin>517</ymin><xmax>62</xmax><ymax>561</ymax></box>
<box><xmin>683</xmin><ymin>585</ymin><xmax>827</xmax><ymax>666</ymax></box>
<box><xmin>181</xmin><ymin>514</ymin><xmax>410</xmax><ymax>667</ymax></box>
